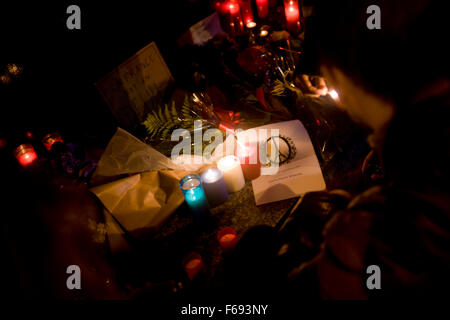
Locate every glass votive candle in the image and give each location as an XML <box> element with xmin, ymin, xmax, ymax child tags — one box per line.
<box><xmin>284</xmin><ymin>0</ymin><xmax>301</xmax><ymax>34</ymax></box>
<box><xmin>201</xmin><ymin>168</ymin><xmax>229</xmax><ymax>207</ymax></box>
<box><xmin>217</xmin><ymin>227</ymin><xmax>238</xmax><ymax>250</ymax></box>
<box><xmin>256</xmin><ymin>0</ymin><xmax>269</xmax><ymax>18</ymax></box>
<box><xmin>42</xmin><ymin>132</ymin><xmax>64</xmax><ymax>151</ymax></box>
<box><xmin>227</xmin><ymin>0</ymin><xmax>244</xmax><ymax>35</ymax></box>
<box><xmin>240</xmin><ymin>0</ymin><xmax>254</xmax><ymax>27</ymax></box>
<box><xmin>179</xmin><ymin>174</ymin><xmax>210</xmax><ymax>222</ymax></box>
<box><xmin>236</xmin><ymin>143</ymin><xmax>261</xmax><ymax>180</ymax></box>
<box><xmin>14</xmin><ymin>144</ymin><xmax>38</xmax><ymax>167</ymax></box>
<box><xmin>217</xmin><ymin>155</ymin><xmax>245</xmax><ymax>193</ymax></box>
<box><xmin>182</xmin><ymin>252</ymin><xmax>204</xmax><ymax>280</ymax></box>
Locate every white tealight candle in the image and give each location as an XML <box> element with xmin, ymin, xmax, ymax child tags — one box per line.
<box><xmin>217</xmin><ymin>155</ymin><xmax>245</xmax><ymax>193</ymax></box>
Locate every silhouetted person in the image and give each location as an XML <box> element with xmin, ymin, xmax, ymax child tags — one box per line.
<box><xmin>228</xmin><ymin>0</ymin><xmax>450</xmax><ymax>300</ymax></box>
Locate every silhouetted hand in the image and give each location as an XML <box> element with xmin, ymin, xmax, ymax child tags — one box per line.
<box><xmin>295</xmin><ymin>74</ymin><xmax>328</xmax><ymax>97</ymax></box>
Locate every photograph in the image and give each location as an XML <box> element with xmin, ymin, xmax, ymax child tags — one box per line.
<box><xmin>1</xmin><ymin>0</ymin><xmax>449</xmax><ymax>314</ymax></box>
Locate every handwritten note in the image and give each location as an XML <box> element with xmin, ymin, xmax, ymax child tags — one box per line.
<box><xmin>96</xmin><ymin>42</ymin><xmax>174</xmax><ymax>129</ymax></box>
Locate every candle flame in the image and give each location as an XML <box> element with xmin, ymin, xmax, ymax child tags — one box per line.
<box><xmin>218</xmin><ymin>155</ymin><xmax>239</xmax><ymax>170</ymax></box>
<box><xmin>204</xmin><ymin>168</ymin><xmax>220</xmax><ymax>183</ymax></box>
<box><xmin>328</xmin><ymin>89</ymin><xmax>339</xmax><ymax>100</ymax></box>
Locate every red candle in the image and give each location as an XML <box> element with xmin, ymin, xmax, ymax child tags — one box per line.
<box><xmin>284</xmin><ymin>0</ymin><xmax>301</xmax><ymax>33</ymax></box>
<box><xmin>219</xmin><ymin>0</ymin><xmax>229</xmax><ymax>14</ymax></box>
<box><xmin>236</xmin><ymin>143</ymin><xmax>261</xmax><ymax>180</ymax></box>
<box><xmin>239</xmin><ymin>0</ymin><xmax>254</xmax><ymax>27</ymax></box>
<box><xmin>14</xmin><ymin>144</ymin><xmax>38</xmax><ymax>167</ymax></box>
<box><xmin>217</xmin><ymin>227</ymin><xmax>238</xmax><ymax>250</ymax></box>
<box><xmin>214</xmin><ymin>1</ymin><xmax>222</xmax><ymax>12</ymax></box>
<box><xmin>183</xmin><ymin>252</ymin><xmax>204</xmax><ymax>280</ymax></box>
<box><xmin>256</xmin><ymin>0</ymin><xmax>269</xmax><ymax>18</ymax></box>
<box><xmin>42</xmin><ymin>132</ymin><xmax>63</xmax><ymax>151</ymax></box>
<box><xmin>227</xmin><ymin>0</ymin><xmax>244</xmax><ymax>34</ymax></box>
<box><xmin>0</xmin><ymin>138</ymin><xmax>7</xmax><ymax>148</ymax></box>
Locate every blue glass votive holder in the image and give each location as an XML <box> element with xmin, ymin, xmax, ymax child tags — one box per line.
<box><xmin>179</xmin><ymin>174</ymin><xmax>210</xmax><ymax>223</ymax></box>
<box><xmin>201</xmin><ymin>168</ymin><xmax>229</xmax><ymax>208</ymax></box>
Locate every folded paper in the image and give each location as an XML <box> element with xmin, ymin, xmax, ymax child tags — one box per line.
<box><xmin>91</xmin><ymin>170</ymin><xmax>185</xmax><ymax>239</ymax></box>
<box><xmin>90</xmin><ymin>128</ymin><xmax>208</xmax><ymax>249</ymax></box>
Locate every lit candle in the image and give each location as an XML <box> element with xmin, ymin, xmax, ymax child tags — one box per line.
<box><xmin>284</xmin><ymin>0</ymin><xmax>301</xmax><ymax>33</ymax></box>
<box><xmin>240</xmin><ymin>0</ymin><xmax>254</xmax><ymax>27</ymax></box>
<box><xmin>183</xmin><ymin>252</ymin><xmax>204</xmax><ymax>280</ymax></box>
<box><xmin>228</xmin><ymin>0</ymin><xmax>240</xmax><ymax>15</ymax></box>
<box><xmin>42</xmin><ymin>132</ymin><xmax>64</xmax><ymax>151</ymax></box>
<box><xmin>214</xmin><ymin>0</ymin><xmax>223</xmax><ymax>13</ymax></box>
<box><xmin>328</xmin><ymin>89</ymin><xmax>339</xmax><ymax>101</ymax></box>
<box><xmin>256</xmin><ymin>0</ymin><xmax>269</xmax><ymax>18</ymax></box>
<box><xmin>201</xmin><ymin>168</ymin><xmax>229</xmax><ymax>207</ymax></box>
<box><xmin>217</xmin><ymin>155</ymin><xmax>245</xmax><ymax>192</ymax></box>
<box><xmin>179</xmin><ymin>174</ymin><xmax>210</xmax><ymax>222</ymax></box>
<box><xmin>247</xmin><ymin>21</ymin><xmax>256</xmax><ymax>29</ymax></box>
<box><xmin>217</xmin><ymin>227</ymin><xmax>238</xmax><ymax>250</ymax></box>
<box><xmin>219</xmin><ymin>0</ymin><xmax>230</xmax><ymax>14</ymax></box>
<box><xmin>227</xmin><ymin>0</ymin><xmax>244</xmax><ymax>35</ymax></box>
<box><xmin>14</xmin><ymin>144</ymin><xmax>38</xmax><ymax>167</ymax></box>
<box><xmin>236</xmin><ymin>143</ymin><xmax>261</xmax><ymax>180</ymax></box>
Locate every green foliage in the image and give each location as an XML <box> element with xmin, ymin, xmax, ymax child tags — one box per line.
<box><xmin>270</xmin><ymin>70</ymin><xmax>303</xmax><ymax>98</ymax></box>
<box><xmin>271</xmin><ymin>79</ymin><xmax>288</xmax><ymax>97</ymax></box>
<box><xmin>142</xmin><ymin>96</ymin><xmax>195</xmax><ymax>140</ymax></box>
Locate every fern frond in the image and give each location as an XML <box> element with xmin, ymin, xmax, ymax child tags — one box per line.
<box><xmin>143</xmin><ymin>94</ymin><xmax>200</xmax><ymax>140</ymax></box>
<box><xmin>271</xmin><ymin>80</ymin><xmax>287</xmax><ymax>97</ymax></box>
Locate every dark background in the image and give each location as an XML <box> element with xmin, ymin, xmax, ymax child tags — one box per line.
<box><xmin>0</xmin><ymin>0</ymin><xmax>218</xmax><ymax>299</ymax></box>
<box><xmin>0</xmin><ymin>0</ymin><xmax>214</xmax><ymax>148</ymax></box>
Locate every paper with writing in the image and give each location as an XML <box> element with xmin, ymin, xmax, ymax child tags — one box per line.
<box><xmin>95</xmin><ymin>42</ymin><xmax>174</xmax><ymax>129</ymax></box>
<box><xmin>251</xmin><ymin>120</ymin><xmax>326</xmax><ymax>205</ymax></box>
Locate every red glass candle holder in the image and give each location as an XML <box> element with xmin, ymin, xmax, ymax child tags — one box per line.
<box><xmin>217</xmin><ymin>227</ymin><xmax>238</xmax><ymax>250</ymax></box>
<box><xmin>284</xmin><ymin>0</ymin><xmax>301</xmax><ymax>34</ymax></box>
<box><xmin>226</xmin><ymin>0</ymin><xmax>244</xmax><ymax>35</ymax></box>
<box><xmin>256</xmin><ymin>0</ymin><xmax>269</xmax><ymax>18</ymax></box>
<box><xmin>25</xmin><ymin>131</ymin><xmax>34</xmax><ymax>140</ymax></box>
<box><xmin>182</xmin><ymin>252</ymin><xmax>205</xmax><ymax>280</ymax></box>
<box><xmin>14</xmin><ymin>144</ymin><xmax>38</xmax><ymax>167</ymax></box>
<box><xmin>236</xmin><ymin>143</ymin><xmax>261</xmax><ymax>180</ymax></box>
<box><xmin>214</xmin><ymin>0</ymin><xmax>223</xmax><ymax>13</ymax></box>
<box><xmin>240</xmin><ymin>0</ymin><xmax>254</xmax><ymax>27</ymax></box>
<box><xmin>42</xmin><ymin>132</ymin><xmax>64</xmax><ymax>151</ymax></box>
